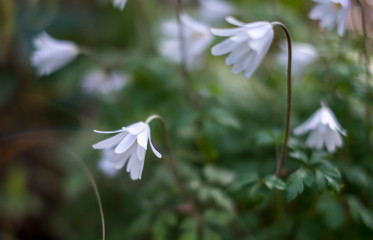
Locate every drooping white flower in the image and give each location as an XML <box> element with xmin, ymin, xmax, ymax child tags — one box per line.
<box><xmin>277</xmin><ymin>42</ymin><xmax>318</xmax><ymax>77</ymax></box>
<box><xmin>294</xmin><ymin>103</ymin><xmax>347</xmax><ymax>153</ymax></box>
<box><xmin>113</xmin><ymin>0</ymin><xmax>128</xmax><ymax>10</ymax></box>
<box><xmin>81</xmin><ymin>68</ymin><xmax>127</xmax><ymax>98</ymax></box>
<box><xmin>31</xmin><ymin>32</ymin><xmax>79</xmax><ymax>76</ymax></box>
<box><xmin>211</xmin><ymin>17</ymin><xmax>274</xmax><ymax>79</ymax></box>
<box><xmin>199</xmin><ymin>0</ymin><xmax>235</xmax><ymax>23</ymax></box>
<box><xmin>159</xmin><ymin>13</ymin><xmax>213</xmax><ymax>70</ymax></box>
<box><xmin>93</xmin><ymin>122</ymin><xmax>162</xmax><ymax>180</ymax></box>
<box><xmin>309</xmin><ymin>0</ymin><xmax>350</xmax><ymax>36</ymax></box>
<box><xmin>98</xmin><ymin>151</ymin><xmax>120</xmax><ymax>177</ymax></box>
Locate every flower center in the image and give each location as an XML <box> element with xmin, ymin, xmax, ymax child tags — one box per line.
<box><xmin>192</xmin><ymin>31</ymin><xmax>203</xmax><ymax>40</ymax></box>
<box><xmin>334</xmin><ymin>2</ymin><xmax>342</xmax><ymax>10</ymax></box>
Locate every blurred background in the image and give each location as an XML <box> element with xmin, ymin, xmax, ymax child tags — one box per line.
<box><xmin>1</xmin><ymin>0</ymin><xmax>373</xmax><ymax>239</ymax></box>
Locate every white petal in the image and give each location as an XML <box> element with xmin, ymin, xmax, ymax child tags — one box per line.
<box><xmin>125</xmin><ymin>122</ymin><xmax>148</xmax><ymax>135</ymax></box>
<box><xmin>294</xmin><ymin>108</ymin><xmax>324</xmax><ymax>135</ymax></box>
<box><xmin>211</xmin><ymin>27</ymin><xmax>245</xmax><ymax>37</ymax></box>
<box><xmin>126</xmin><ymin>150</ymin><xmax>138</xmax><ymax>172</ymax></box>
<box><xmin>114</xmin><ymin>134</ymin><xmax>137</xmax><ymax>153</ymax></box>
<box><xmin>92</xmin><ymin>132</ymin><xmax>126</xmax><ymax>149</ymax></box>
<box><xmin>94</xmin><ymin>129</ymin><xmax>124</xmax><ymax>134</ymax></box>
<box><xmin>225</xmin><ymin>16</ymin><xmax>246</xmax><ymax>27</ymax></box>
<box><xmin>137</xmin><ymin>145</ymin><xmax>146</xmax><ymax>161</ymax></box>
<box><xmin>148</xmin><ymin>132</ymin><xmax>162</xmax><ymax>158</ymax></box>
<box><xmin>137</xmin><ymin>127</ymin><xmax>150</xmax><ymax>149</ymax></box>
<box><xmin>211</xmin><ymin>38</ymin><xmax>240</xmax><ymax>55</ymax></box>
<box><xmin>130</xmin><ymin>159</ymin><xmax>145</xmax><ymax>180</ymax></box>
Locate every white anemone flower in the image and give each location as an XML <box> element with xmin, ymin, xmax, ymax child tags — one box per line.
<box><xmin>93</xmin><ymin>122</ymin><xmax>162</xmax><ymax>180</ymax></box>
<box><xmin>81</xmin><ymin>68</ymin><xmax>127</xmax><ymax>98</ymax></box>
<box><xmin>31</xmin><ymin>32</ymin><xmax>79</xmax><ymax>76</ymax></box>
<box><xmin>309</xmin><ymin>0</ymin><xmax>350</xmax><ymax>36</ymax></box>
<box><xmin>98</xmin><ymin>151</ymin><xmax>120</xmax><ymax>177</ymax></box>
<box><xmin>113</xmin><ymin>0</ymin><xmax>128</xmax><ymax>10</ymax></box>
<box><xmin>159</xmin><ymin>13</ymin><xmax>213</xmax><ymax>70</ymax></box>
<box><xmin>277</xmin><ymin>42</ymin><xmax>318</xmax><ymax>77</ymax></box>
<box><xmin>294</xmin><ymin>103</ymin><xmax>347</xmax><ymax>153</ymax></box>
<box><xmin>199</xmin><ymin>0</ymin><xmax>235</xmax><ymax>23</ymax></box>
<box><xmin>211</xmin><ymin>17</ymin><xmax>274</xmax><ymax>79</ymax></box>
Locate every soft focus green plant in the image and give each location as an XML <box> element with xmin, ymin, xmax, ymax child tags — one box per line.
<box><xmin>0</xmin><ymin>0</ymin><xmax>373</xmax><ymax>240</ymax></box>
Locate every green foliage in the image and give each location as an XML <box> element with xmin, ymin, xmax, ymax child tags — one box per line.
<box><xmin>2</xmin><ymin>0</ymin><xmax>373</xmax><ymax>239</ymax></box>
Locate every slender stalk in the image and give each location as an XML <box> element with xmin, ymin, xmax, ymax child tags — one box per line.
<box><xmin>271</xmin><ymin>22</ymin><xmax>293</xmax><ymax>177</ymax></box>
<box><xmin>358</xmin><ymin>0</ymin><xmax>372</xmax><ymax>150</ymax></box>
<box><xmin>57</xmin><ymin>143</ymin><xmax>106</xmax><ymax>240</ymax></box>
<box><xmin>146</xmin><ymin>115</ymin><xmax>203</xmax><ymax>240</ymax></box>
<box><xmin>0</xmin><ymin>131</ymin><xmax>105</xmax><ymax>240</ymax></box>
<box><xmin>79</xmin><ymin>46</ymin><xmax>113</xmax><ymax>73</ymax></box>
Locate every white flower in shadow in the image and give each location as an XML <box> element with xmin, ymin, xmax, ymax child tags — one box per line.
<box><xmin>211</xmin><ymin>17</ymin><xmax>274</xmax><ymax>79</ymax></box>
<box><xmin>199</xmin><ymin>0</ymin><xmax>235</xmax><ymax>23</ymax></box>
<box><xmin>159</xmin><ymin>13</ymin><xmax>213</xmax><ymax>70</ymax></box>
<box><xmin>309</xmin><ymin>0</ymin><xmax>350</xmax><ymax>36</ymax></box>
<box><xmin>81</xmin><ymin>68</ymin><xmax>127</xmax><ymax>98</ymax></box>
<box><xmin>98</xmin><ymin>151</ymin><xmax>120</xmax><ymax>177</ymax></box>
<box><xmin>277</xmin><ymin>42</ymin><xmax>318</xmax><ymax>77</ymax></box>
<box><xmin>294</xmin><ymin>103</ymin><xmax>347</xmax><ymax>153</ymax></box>
<box><xmin>113</xmin><ymin>0</ymin><xmax>128</xmax><ymax>10</ymax></box>
<box><xmin>93</xmin><ymin>122</ymin><xmax>162</xmax><ymax>180</ymax></box>
<box><xmin>31</xmin><ymin>32</ymin><xmax>79</xmax><ymax>76</ymax></box>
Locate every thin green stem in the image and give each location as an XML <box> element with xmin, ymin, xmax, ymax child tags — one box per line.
<box><xmin>57</xmin><ymin>143</ymin><xmax>105</xmax><ymax>240</ymax></box>
<box><xmin>271</xmin><ymin>22</ymin><xmax>293</xmax><ymax>177</ymax></box>
<box><xmin>146</xmin><ymin>114</ymin><xmax>203</xmax><ymax>240</ymax></box>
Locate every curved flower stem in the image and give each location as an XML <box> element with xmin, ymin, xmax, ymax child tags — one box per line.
<box><xmin>271</xmin><ymin>22</ymin><xmax>293</xmax><ymax>177</ymax></box>
<box><xmin>0</xmin><ymin>131</ymin><xmax>105</xmax><ymax>240</ymax></box>
<box><xmin>57</xmin><ymin>142</ymin><xmax>106</xmax><ymax>240</ymax></box>
<box><xmin>146</xmin><ymin>114</ymin><xmax>203</xmax><ymax>240</ymax></box>
<box><xmin>358</xmin><ymin>0</ymin><xmax>372</xmax><ymax>150</ymax></box>
<box><xmin>79</xmin><ymin>46</ymin><xmax>113</xmax><ymax>73</ymax></box>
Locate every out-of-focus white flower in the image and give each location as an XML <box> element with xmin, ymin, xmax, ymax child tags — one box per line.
<box><xmin>159</xmin><ymin>13</ymin><xmax>213</xmax><ymax>70</ymax></box>
<box><xmin>277</xmin><ymin>42</ymin><xmax>318</xmax><ymax>77</ymax></box>
<box><xmin>31</xmin><ymin>32</ymin><xmax>79</xmax><ymax>76</ymax></box>
<box><xmin>211</xmin><ymin>17</ymin><xmax>274</xmax><ymax>79</ymax></box>
<box><xmin>294</xmin><ymin>103</ymin><xmax>347</xmax><ymax>153</ymax></box>
<box><xmin>81</xmin><ymin>68</ymin><xmax>127</xmax><ymax>97</ymax></box>
<box><xmin>113</xmin><ymin>0</ymin><xmax>128</xmax><ymax>10</ymax></box>
<box><xmin>199</xmin><ymin>0</ymin><xmax>235</xmax><ymax>23</ymax></box>
<box><xmin>98</xmin><ymin>151</ymin><xmax>120</xmax><ymax>177</ymax></box>
<box><xmin>309</xmin><ymin>0</ymin><xmax>350</xmax><ymax>36</ymax></box>
<box><xmin>93</xmin><ymin>122</ymin><xmax>162</xmax><ymax>180</ymax></box>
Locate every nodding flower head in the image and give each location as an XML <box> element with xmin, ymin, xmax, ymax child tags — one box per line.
<box><xmin>31</xmin><ymin>32</ymin><xmax>79</xmax><ymax>76</ymax></box>
<box><xmin>309</xmin><ymin>0</ymin><xmax>350</xmax><ymax>36</ymax></box>
<box><xmin>294</xmin><ymin>103</ymin><xmax>346</xmax><ymax>153</ymax></box>
<box><xmin>211</xmin><ymin>17</ymin><xmax>274</xmax><ymax>79</ymax></box>
<box><xmin>93</xmin><ymin>122</ymin><xmax>162</xmax><ymax>180</ymax></box>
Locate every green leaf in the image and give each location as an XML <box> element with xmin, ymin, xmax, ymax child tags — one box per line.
<box><xmin>287</xmin><ymin>168</ymin><xmax>314</xmax><ymax>201</ymax></box>
<box><xmin>309</xmin><ymin>151</ymin><xmax>329</xmax><ymax>165</ymax></box>
<box><xmin>318</xmin><ymin>163</ymin><xmax>341</xmax><ymax>179</ymax></box>
<box><xmin>204</xmin><ymin>165</ymin><xmax>236</xmax><ymax>186</ymax></box>
<box><xmin>316</xmin><ymin>192</ymin><xmax>345</xmax><ymax>229</ymax></box>
<box><xmin>264</xmin><ymin>175</ymin><xmax>286</xmax><ymax>190</ymax></box>
<box><xmin>289</xmin><ymin>151</ymin><xmax>308</xmax><ymax>163</ymax></box>
<box><xmin>347</xmin><ymin>196</ymin><xmax>373</xmax><ymax>230</ymax></box>
<box><xmin>315</xmin><ymin>170</ymin><xmax>327</xmax><ymax>192</ymax></box>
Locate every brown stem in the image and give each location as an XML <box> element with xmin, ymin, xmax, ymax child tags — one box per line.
<box><xmin>79</xmin><ymin>46</ymin><xmax>113</xmax><ymax>73</ymax></box>
<box><xmin>358</xmin><ymin>0</ymin><xmax>372</xmax><ymax>150</ymax></box>
<box><xmin>271</xmin><ymin>22</ymin><xmax>293</xmax><ymax>177</ymax></box>
<box><xmin>146</xmin><ymin>114</ymin><xmax>203</xmax><ymax>240</ymax></box>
